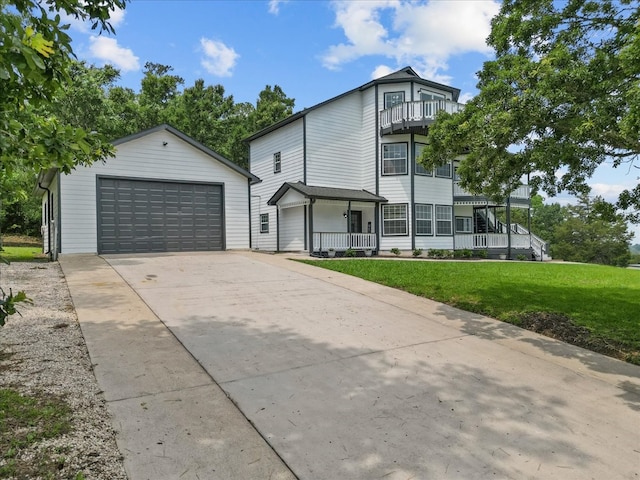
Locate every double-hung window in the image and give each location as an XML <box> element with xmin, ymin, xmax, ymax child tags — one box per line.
<box><xmin>260</xmin><ymin>213</ymin><xmax>269</xmax><ymax>233</ymax></box>
<box><xmin>455</xmin><ymin>216</ymin><xmax>473</xmax><ymax>233</ymax></box>
<box><xmin>435</xmin><ymin>205</ymin><xmax>453</xmax><ymax>235</ymax></box>
<box><xmin>415</xmin><ymin>143</ymin><xmax>431</xmax><ymax>176</ymax></box>
<box><xmin>382</xmin><ymin>204</ymin><xmax>408</xmax><ymax>236</ymax></box>
<box><xmin>384</xmin><ymin>91</ymin><xmax>405</xmax><ymax>109</ymax></box>
<box><xmin>435</xmin><ymin>162</ymin><xmax>451</xmax><ymax>178</ymax></box>
<box><xmin>415</xmin><ymin>204</ymin><xmax>433</xmax><ymax>235</ymax></box>
<box><xmin>382</xmin><ymin>143</ymin><xmax>408</xmax><ymax>175</ymax></box>
<box><xmin>273</xmin><ymin>152</ymin><xmax>281</xmax><ymax>174</ymax></box>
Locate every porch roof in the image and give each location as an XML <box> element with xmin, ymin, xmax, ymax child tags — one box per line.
<box><xmin>267</xmin><ymin>181</ymin><xmax>387</xmax><ymax>206</ymax></box>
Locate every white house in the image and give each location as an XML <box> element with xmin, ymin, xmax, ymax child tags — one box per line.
<box><xmin>36</xmin><ymin>124</ymin><xmax>259</xmax><ymax>258</ymax></box>
<box><xmin>247</xmin><ymin>67</ymin><xmax>548</xmax><ymax>259</ymax></box>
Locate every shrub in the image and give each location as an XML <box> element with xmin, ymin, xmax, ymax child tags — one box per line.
<box><xmin>412</xmin><ymin>248</ymin><xmax>423</xmax><ymax>257</ymax></box>
<box><xmin>516</xmin><ymin>254</ymin><xmax>528</xmax><ymax>261</ymax></box>
<box><xmin>344</xmin><ymin>248</ymin><xmax>356</xmax><ymax>257</ymax></box>
<box><xmin>474</xmin><ymin>249</ymin><xmax>488</xmax><ymax>259</ymax></box>
<box><xmin>390</xmin><ymin>248</ymin><xmax>401</xmax><ymax>256</ymax></box>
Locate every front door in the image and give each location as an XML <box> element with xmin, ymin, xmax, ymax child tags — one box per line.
<box><xmin>350</xmin><ymin>210</ymin><xmax>362</xmax><ymax>233</ymax></box>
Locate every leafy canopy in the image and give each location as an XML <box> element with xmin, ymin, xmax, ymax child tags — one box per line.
<box><xmin>0</xmin><ymin>0</ymin><xmax>128</xmax><ymax>181</ymax></box>
<box><xmin>420</xmin><ymin>0</ymin><xmax>639</xmax><ymax>212</ymax></box>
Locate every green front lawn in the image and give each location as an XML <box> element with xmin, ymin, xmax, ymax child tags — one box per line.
<box><xmin>0</xmin><ymin>246</ymin><xmax>47</xmax><ymax>263</ymax></box>
<box><xmin>301</xmin><ymin>259</ymin><xmax>640</xmax><ymax>363</ymax></box>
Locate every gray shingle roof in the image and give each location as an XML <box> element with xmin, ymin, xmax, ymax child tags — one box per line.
<box><xmin>268</xmin><ymin>182</ymin><xmax>387</xmax><ymax>205</ymax></box>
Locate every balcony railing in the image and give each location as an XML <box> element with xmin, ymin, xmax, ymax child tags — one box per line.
<box><xmin>453</xmin><ymin>183</ymin><xmax>531</xmax><ymax>205</ymax></box>
<box><xmin>380</xmin><ymin>100</ymin><xmax>464</xmax><ymax>134</ymax></box>
<box><xmin>313</xmin><ymin>232</ymin><xmax>377</xmax><ymax>252</ymax></box>
<box><xmin>455</xmin><ymin>233</ymin><xmax>534</xmax><ymax>250</ymax></box>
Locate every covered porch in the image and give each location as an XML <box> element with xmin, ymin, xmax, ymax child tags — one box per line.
<box><xmin>267</xmin><ymin>182</ymin><xmax>387</xmax><ymax>255</ymax></box>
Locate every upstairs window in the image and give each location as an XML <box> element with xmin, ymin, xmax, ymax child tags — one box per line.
<box><xmin>420</xmin><ymin>90</ymin><xmax>445</xmax><ymax>102</ymax></box>
<box><xmin>414</xmin><ymin>143</ymin><xmax>432</xmax><ymax>176</ymax></box>
<box><xmin>382</xmin><ymin>143</ymin><xmax>408</xmax><ymax>175</ymax></box>
<box><xmin>435</xmin><ymin>162</ymin><xmax>452</xmax><ymax>178</ymax></box>
<box><xmin>273</xmin><ymin>152</ymin><xmax>281</xmax><ymax>174</ymax></box>
<box><xmin>384</xmin><ymin>91</ymin><xmax>405</xmax><ymax>109</ymax></box>
<box><xmin>260</xmin><ymin>213</ymin><xmax>269</xmax><ymax>233</ymax></box>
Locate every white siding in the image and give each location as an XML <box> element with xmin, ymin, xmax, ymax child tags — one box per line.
<box><xmin>361</xmin><ymin>87</ymin><xmax>377</xmax><ymax>192</ymax></box>
<box><xmin>40</xmin><ymin>174</ymin><xmax>60</xmax><ymax>256</ymax></box>
<box><xmin>249</xmin><ymin>120</ymin><xmax>304</xmax><ymax>251</ymax></box>
<box><xmin>59</xmin><ymin>129</ymin><xmax>251</xmax><ymax>254</ymax></box>
<box><xmin>306</xmin><ymin>93</ymin><xmax>363</xmax><ymax>188</ymax></box>
<box><xmin>280</xmin><ymin>207</ymin><xmax>305</xmax><ymax>251</ymax></box>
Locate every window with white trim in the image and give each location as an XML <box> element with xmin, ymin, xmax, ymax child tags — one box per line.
<box><xmin>435</xmin><ymin>205</ymin><xmax>453</xmax><ymax>235</ymax></box>
<box><xmin>455</xmin><ymin>216</ymin><xmax>473</xmax><ymax>233</ymax></box>
<box><xmin>420</xmin><ymin>90</ymin><xmax>446</xmax><ymax>101</ymax></box>
<box><xmin>260</xmin><ymin>213</ymin><xmax>269</xmax><ymax>233</ymax></box>
<box><xmin>415</xmin><ymin>204</ymin><xmax>433</xmax><ymax>235</ymax></box>
<box><xmin>435</xmin><ymin>162</ymin><xmax>451</xmax><ymax>178</ymax></box>
<box><xmin>273</xmin><ymin>152</ymin><xmax>281</xmax><ymax>173</ymax></box>
<box><xmin>384</xmin><ymin>91</ymin><xmax>405</xmax><ymax>109</ymax></box>
<box><xmin>414</xmin><ymin>143</ymin><xmax>432</xmax><ymax>176</ymax></box>
<box><xmin>382</xmin><ymin>143</ymin><xmax>408</xmax><ymax>175</ymax></box>
<box><xmin>382</xmin><ymin>204</ymin><xmax>408</xmax><ymax>236</ymax></box>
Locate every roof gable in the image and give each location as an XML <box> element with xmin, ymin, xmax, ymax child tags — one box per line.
<box><xmin>245</xmin><ymin>66</ymin><xmax>460</xmax><ymax>142</ymax></box>
<box><xmin>114</xmin><ymin>124</ymin><xmax>260</xmax><ymax>184</ymax></box>
<box><xmin>268</xmin><ymin>182</ymin><xmax>387</xmax><ymax>205</ymax></box>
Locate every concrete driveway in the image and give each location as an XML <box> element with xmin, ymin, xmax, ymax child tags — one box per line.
<box><xmin>70</xmin><ymin>252</ymin><xmax>640</xmax><ymax>479</ymax></box>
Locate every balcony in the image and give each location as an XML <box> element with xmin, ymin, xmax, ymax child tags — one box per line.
<box><xmin>380</xmin><ymin>100</ymin><xmax>464</xmax><ymax>136</ymax></box>
<box><xmin>453</xmin><ymin>183</ymin><xmax>531</xmax><ymax>207</ymax></box>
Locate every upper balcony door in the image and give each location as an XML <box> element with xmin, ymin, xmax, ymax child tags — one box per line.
<box><xmin>420</xmin><ymin>90</ymin><xmax>445</xmax><ymax>102</ymax></box>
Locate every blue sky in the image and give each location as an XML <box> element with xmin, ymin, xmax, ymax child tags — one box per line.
<box><xmin>64</xmin><ymin>0</ymin><xmax>639</xmax><ymax>240</ymax></box>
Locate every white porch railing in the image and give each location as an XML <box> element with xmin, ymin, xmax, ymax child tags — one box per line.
<box><xmin>380</xmin><ymin>100</ymin><xmax>464</xmax><ymax>131</ymax></box>
<box><xmin>313</xmin><ymin>232</ymin><xmax>377</xmax><ymax>252</ymax></box>
<box><xmin>455</xmin><ymin>233</ymin><xmax>534</xmax><ymax>250</ymax></box>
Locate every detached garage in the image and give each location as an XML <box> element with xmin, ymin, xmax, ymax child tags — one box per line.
<box><xmin>37</xmin><ymin>124</ymin><xmax>260</xmax><ymax>257</ymax></box>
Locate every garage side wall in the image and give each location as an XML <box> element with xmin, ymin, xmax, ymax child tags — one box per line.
<box><xmin>59</xmin><ymin>129</ymin><xmax>250</xmax><ymax>254</ymax></box>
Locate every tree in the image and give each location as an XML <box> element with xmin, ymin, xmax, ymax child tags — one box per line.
<box><xmin>250</xmin><ymin>85</ymin><xmax>295</xmax><ymax>133</ymax></box>
<box><xmin>1</xmin><ymin>0</ymin><xmax>129</xmax><ymax>325</ymax></box>
<box><xmin>420</xmin><ymin>0</ymin><xmax>639</xmax><ymax>214</ymax></box>
<box><xmin>552</xmin><ymin>195</ymin><xmax>632</xmax><ymax>267</ymax></box>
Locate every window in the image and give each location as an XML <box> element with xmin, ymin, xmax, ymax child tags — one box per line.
<box><xmin>420</xmin><ymin>90</ymin><xmax>445</xmax><ymax>101</ymax></box>
<box><xmin>435</xmin><ymin>205</ymin><xmax>453</xmax><ymax>235</ymax></box>
<box><xmin>382</xmin><ymin>204</ymin><xmax>408</xmax><ymax>236</ymax></box>
<box><xmin>455</xmin><ymin>216</ymin><xmax>473</xmax><ymax>233</ymax></box>
<box><xmin>435</xmin><ymin>162</ymin><xmax>451</xmax><ymax>178</ymax></box>
<box><xmin>260</xmin><ymin>213</ymin><xmax>269</xmax><ymax>233</ymax></box>
<box><xmin>384</xmin><ymin>91</ymin><xmax>405</xmax><ymax>109</ymax></box>
<box><xmin>382</xmin><ymin>143</ymin><xmax>408</xmax><ymax>175</ymax></box>
<box><xmin>273</xmin><ymin>152</ymin><xmax>281</xmax><ymax>174</ymax></box>
<box><xmin>415</xmin><ymin>204</ymin><xmax>433</xmax><ymax>235</ymax></box>
<box><xmin>453</xmin><ymin>165</ymin><xmax>460</xmax><ymax>181</ymax></box>
<box><xmin>414</xmin><ymin>143</ymin><xmax>431</xmax><ymax>176</ymax></box>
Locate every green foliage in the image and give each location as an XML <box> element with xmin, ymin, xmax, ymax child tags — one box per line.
<box><xmin>412</xmin><ymin>248</ymin><xmax>423</xmax><ymax>257</ymax></box>
<box><xmin>390</xmin><ymin>247</ymin><xmax>401</xmax><ymax>256</ymax></box>
<box><xmin>420</xmin><ymin>0</ymin><xmax>640</xmax><ymax>218</ymax></box>
<box><xmin>0</xmin><ymin>287</ymin><xmax>32</xmax><ymax>326</ymax></box>
<box><xmin>516</xmin><ymin>254</ymin><xmax>528</xmax><ymax>261</ymax></box>
<box><xmin>428</xmin><ymin>249</ymin><xmax>453</xmax><ymax>259</ymax></box>
<box><xmin>344</xmin><ymin>248</ymin><xmax>356</xmax><ymax>257</ymax></box>
<box><xmin>0</xmin><ymin>246</ymin><xmax>46</xmax><ymax>262</ymax></box>
<box><xmin>302</xmin><ymin>260</ymin><xmax>640</xmax><ymax>362</ymax></box>
<box><xmin>0</xmin><ymin>388</ymin><xmax>72</xmax><ymax>477</ymax></box>
<box><xmin>453</xmin><ymin>249</ymin><xmax>474</xmax><ymax>259</ymax></box>
<box><xmin>551</xmin><ymin>195</ymin><xmax>632</xmax><ymax>267</ymax></box>
<box><xmin>475</xmin><ymin>249</ymin><xmax>488</xmax><ymax>259</ymax></box>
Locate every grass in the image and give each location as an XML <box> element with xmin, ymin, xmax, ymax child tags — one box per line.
<box><xmin>0</xmin><ymin>246</ymin><xmax>47</xmax><ymax>263</ymax></box>
<box><xmin>301</xmin><ymin>259</ymin><xmax>640</xmax><ymax>362</ymax></box>
<box><xmin>0</xmin><ymin>388</ymin><xmax>72</xmax><ymax>478</ymax></box>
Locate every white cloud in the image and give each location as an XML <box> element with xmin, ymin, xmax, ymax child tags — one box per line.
<box><xmin>88</xmin><ymin>36</ymin><xmax>139</xmax><ymax>71</ymax></box>
<box><xmin>371</xmin><ymin>64</ymin><xmax>394</xmax><ymax>79</ymax></box>
<box><xmin>268</xmin><ymin>0</ymin><xmax>289</xmax><ymax>15</ymax></box>
<box><xmin>458</xmin><ymin>92</ymin><xmax>475</xmax><ymax>104</ymax></box>
<box><xmin>322</xmin><ymin>0</ymin><xmax>500</xmax><ymax>82</ymax></box>
<box><xmin>200</xmin><ymin>38</ymin><xmax>239</xmax><ymax>77</ymax></box>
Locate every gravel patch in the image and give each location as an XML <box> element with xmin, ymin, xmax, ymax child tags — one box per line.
<box><xmin>0</xmin><ymin>262</ymin><xmax>127</xmax><ymax>479</ymax></box>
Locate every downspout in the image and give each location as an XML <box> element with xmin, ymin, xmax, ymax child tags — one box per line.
<box><xmin>308</xmin><ymin>198</ymin><xmax>315</xmax><ymax>255</ymax></box>
<box><xmin>38</xmin><ymin>182</ymin><xmax>52</xmax><ymax>261</ymax></box>
<box><xmin>506</xmin><ymin>196</ymin><xmax>512</xmax><ymax>260</ymax></box>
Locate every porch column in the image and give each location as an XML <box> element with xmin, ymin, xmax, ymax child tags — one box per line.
<box><xmin>308</xmin><ymin>199</ymin><xmax>315</xmax><ymax>255</ymax></box>
<box><xmin>347</xmin><ymin>201</ymin><xmax>352</xmax><ymax>248</ymax></box>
